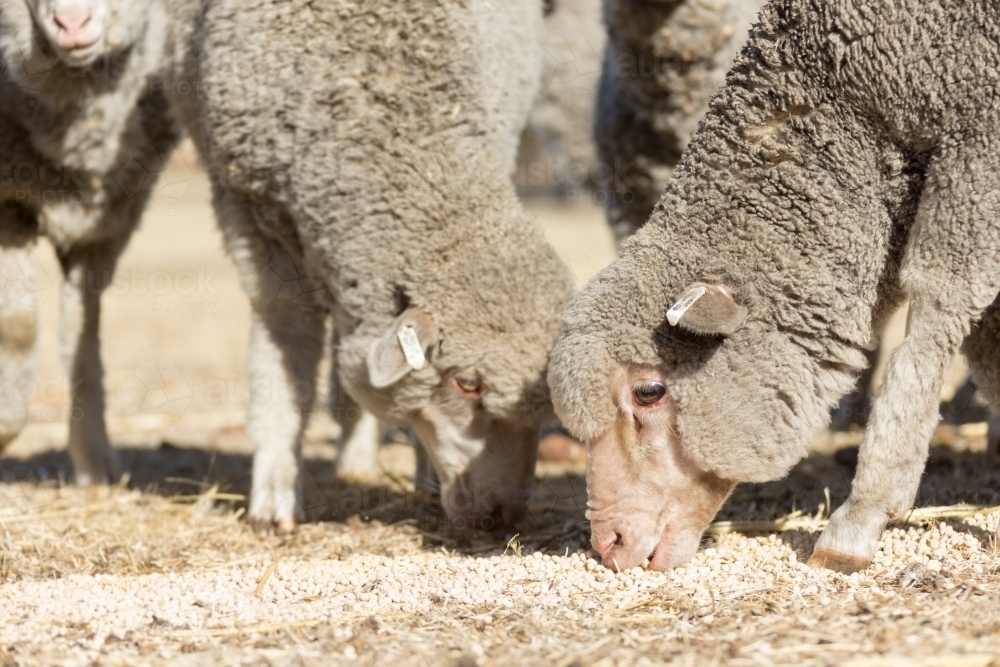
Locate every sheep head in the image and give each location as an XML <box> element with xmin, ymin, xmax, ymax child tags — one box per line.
<box><xmin>10</xmin><ymin>0</ymin><xmax>156</xmax><ymax>65</ymax></box>
<box><xmin>549</xmin><ymin>256</ymin><xmax>844</xmax><ymax>570</ymax></box>
<box><xmin>342</xmin><ymin>237</ymin><xmax>576</xmax><ymax>532</ymax></box>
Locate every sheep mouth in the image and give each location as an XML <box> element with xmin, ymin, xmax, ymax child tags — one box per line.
<box><xmin>645</xmin><ymin>523</ymin><xmax>696</xmax><ymax>571</ymax></box>
<box><xmin>646</xmin><ymin>529</ymin><xmax>672</xmax><ymax>571</ymax></box>
<box><xmin>49</xmin><ymin>37</ymin><xmax>106</xmax><ymax>64</ymax></box>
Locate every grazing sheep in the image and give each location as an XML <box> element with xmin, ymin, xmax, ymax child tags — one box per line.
<box><xmin>338</xmin><ymin>0</ymin><xmax>605</xmax><ymax>479</ymax></box>
<box><xmin>596</xmin><ymin>0</ymin><xmax>763</xmax><ymax>244</ymax></box>
<box><xmin>549</xmin><ymin>0</ymin><xmax>1000</xmax><ymax>573</ymax></box>
<box><xmin>162</xmin><ymin>0</ymin><xmax>575</xmax><ymax>531</ymax></box>
<box><xmin>0</xmin><ymin>0</ymin><xmax>178</xmax><ymax>481</ymax></box>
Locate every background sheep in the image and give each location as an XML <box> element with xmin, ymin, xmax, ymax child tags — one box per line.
<box><xmin>162</xmin><ymin>0</ymin><xmax>576</xmax><ymax>532</ymax></box>
<box><xmin>549</xmin><ymin>0</ymin><xmax>1000</xmax><ymax>573</ymax></box>
<box><xmin>0</xmin><ymin>0</ymin><xmax>178</xmax><ymax>482</ymax></box>
<box><xmin>520</xmin><ymin>0</ymin><xmax>605</xmax><ymax>196</ymax></box>
<box><xmin>596</xmin><ymin>0</ymin><xmax>763</xmax><ymax>245</ymax></box>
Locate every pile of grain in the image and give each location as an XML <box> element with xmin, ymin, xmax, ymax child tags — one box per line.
<box><xmin>0</xmin><ymin>457</ymin><xmax>999</xmax><ymax>666</ymax></box>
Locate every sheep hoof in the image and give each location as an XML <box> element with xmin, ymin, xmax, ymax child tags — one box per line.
<box><xmin>250</xmin><ymin>516</ymin><xmax>297</xmax><ymax>536</ymax></box>
<box><xmin>275</xmin><ymin>517</ymin><xmax>297</xmax><ymax>536</ymax></box>
<box><xmin>250</xmin><ymin>518</ymin><xmax>272</xmax><ymax>535</ymax></box>
<box><xmin>806</xmin><ymin>548</ymin><xmax>871</xmax><ymax>574</ymax></box>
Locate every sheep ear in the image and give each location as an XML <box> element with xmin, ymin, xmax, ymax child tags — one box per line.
<box><xmin>666</xmin><ymin>283</ymin><xmax>747</xmax><ymax>335</ymax></box>
<box><xmin>367</xmin><ymin>308</ymin><xmax>438</xmax><ymax>389</ymax></box>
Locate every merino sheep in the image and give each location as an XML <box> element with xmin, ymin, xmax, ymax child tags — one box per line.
<box><xmin>0</xmin><ymin>0</ymin><xmax>178</xmax><ymax>481</ymax></box>
<box><xmin>596</xmin><ymin>0</ymin><xmax>763</xmax><ymax>244</ymax></box>
<box><xmin>549</xmin><ymin>0</ymin><xmax>1000</xmax><ymax>573</ymax></box>
<box><xmin>337</xmin><ymin>0</ymin><xmax>606</xmax><ymax>479</ymax></box>
<box><xmin>161</xmin><ymin>0</ymin><xmax>576</xmax><ymax>531</ymax></box>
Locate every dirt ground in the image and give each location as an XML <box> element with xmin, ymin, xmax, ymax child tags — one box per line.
<box><xmin>1</xmin><ymin>154</ymin><xmax>1000</xmax><ymax>666</ymax></box>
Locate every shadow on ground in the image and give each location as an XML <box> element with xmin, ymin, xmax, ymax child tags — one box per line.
<box><xmin>2</xmin><ymin>442</ymin><xmax>998</xmax><ymax>559</ymax></box>
<box><xmin>0</xmin><ymin>439</ymin><xmax>593</xmax><ymax>557</ymax></box>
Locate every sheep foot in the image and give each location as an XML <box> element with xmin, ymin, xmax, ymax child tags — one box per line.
<box><xmin>251</xmin><ymin>516</ymin><xmax>297</xmax><ymax>536</ymax></box>
<box><xmin>70</xmin><ymin>436</ymin><xmax>122</xmax><ymax>486</ymax></box>
<box><xmin>806</xmin><ymin>548</ymin><xmax>871</xmax><ymax>574</ymax></box>
<box><xmin>808</xmin><ymin>485</ymin><xmax>894</xmax><ymax>574</ymax></box>
<box><xmin>248</xmin><ymin>474</ymin><xmax>299</xmax><ymax>535</ymax></box>
<box><xmin>334</xmin><ymin>409</ymin><xmax>381</xmax><ymax>480</ymax></box>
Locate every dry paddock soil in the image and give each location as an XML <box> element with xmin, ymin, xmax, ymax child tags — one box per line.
<box><xmin>2</xmin><ymin>154</ymin><xmax>1000</xmax><ymax>666</ymax></box>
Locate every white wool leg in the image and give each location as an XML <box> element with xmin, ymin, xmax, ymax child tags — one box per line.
<box><xmin>245</xmin><ymin>308</ymin><xmax>323</xmax><ymax>528</ymax></box>
<box><xmin>241</xmin><ymin>283</ymin><xmax>325</xmax><ymax>529</ymax></box>
<box><xmin>812</xmin><ymin>303</ymin><xmax>955</xmax><ymax>571</ymax></box>
<box><xmin>813</xmin><ymin>135</ymin><xmax>1000</xmax><ymax>573</ymax></box>
<box><xmin>335</xmin><ymin>409</ymin><xmax>381</xmax><ymax>478</ymax></box>
<box><xmin>329</xmin><ymin>327</ymin><xmax>382</xmax><ymax>478</ymax></box>
<box><xmin>0</xmin><ymin>248</ymin><xmax>38</xmax><ymax>449</ymax></box>
<box><xmin>219</xmin><ymin>220</ymin><xmax>326</xmax><ymax>529</ymax></box>
<box><xmin>60</xmin><ymin>246</ymin><xmax>122</xmax><ymax>485</ymax></box>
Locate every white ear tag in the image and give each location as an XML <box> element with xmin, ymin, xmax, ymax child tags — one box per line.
<box><xmin>666</xmin><ymin>285</ymin><xmax>707</xmax><ymax>326</ymax></box>
<box><xmin>397</xmin><ymin>324</ymin><xmax>427</xmax><ymax>370</ymax></box>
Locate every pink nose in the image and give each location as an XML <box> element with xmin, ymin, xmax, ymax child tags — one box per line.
<box><xmin>53</xmin><ymin>6</ymin><xmax>97</xmax><ymax>49</ymax></box>
<box><xmin>591</xmin><ymin>530</ymin><xmax>624</xmax><ymax>560</ymax></box>
<box><xmin>54</xmin><ymin>7</ymin><xmax>91</xmax><ymax>32</ymax></box>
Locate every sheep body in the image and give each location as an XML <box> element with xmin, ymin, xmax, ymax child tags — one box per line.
<box><xmin>550</xmin><ymin>0</ymin><xmax>1000</xmax><ymax>572</ymax></box>
<box><xmin>162</xmin><ymin>0</ymin><xmax>575</xmax><ymax>528</ymax></box>
<box><xmin>0</xmin><ymin>0</ymin><xmax>178</xmax><ymax>480</ymax></box>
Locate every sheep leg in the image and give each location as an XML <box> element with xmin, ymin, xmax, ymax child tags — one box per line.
<box><xmin>414</xmin><ymin>442</ymin><xmax>441</xmax><ymax>498</ymax></box>
<box><xmin>809</xmin><ymin>302</ymin><xmax>955</xmax><ymax>572</ymax></box>
<box><xmin>59</xmin><ymin>243</ymin><xmax>123</xmax><ymax>485</ymax></box>
<box><xmin>0</xmin><ymin>247</ymin><xmax>38</xmax><ymax>450</ymax></box>
<box><xmin>810</xmin><ymin>137</ymin><xmax>1000</xmax><ymax>573</ymax></box>
<box><xmin>332</xmin><ymin>396</ymin><xmax>381</xmax><ymax>479</ymax></box>
<box><xmin>215</xmin><ymin>192</ymin><xmax>327</xmax><ymax>533</ymax></box>
<box><xmin>965</xmin><ymin>298</ymin><xmax>1000</xmax><ymax>453</ymax></box>
<box><xmin>245</xmin><ymin>304</ymin><xmax>324</xmax><ymax>533</ymax></box>
<box><xmin>329</xmin><ymin>327</ymin><xmax>382</xmax><ymax>479</ymax></box>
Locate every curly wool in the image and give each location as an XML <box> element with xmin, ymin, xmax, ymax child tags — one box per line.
<box><xmin>551</xmin><ymin>0</ymin><xmax>1000</xmax><ymax>483</ymax></box>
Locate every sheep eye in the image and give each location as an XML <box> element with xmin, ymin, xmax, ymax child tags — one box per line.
<box><xmin>632</xmin><ymin>381</ymin><xmax>666</xmax><ymax>406</ymax></box>
<box><xmin>453</xmin><ymin>373</ymin><xmax>482</xmax><ymax>396</ymax></box>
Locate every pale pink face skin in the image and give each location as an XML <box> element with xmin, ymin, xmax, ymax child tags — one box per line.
<box><xmin>33</xmin><ymin>0</ymin><xmax>110</xmax><ymax>61</ymax></box>
<box><xmin>408</xmin><ymin>374</ymin><xmax>539</xmax><ymax>531</ymax></box>
<box><xmin>588</xmin><ymin>365</ymin><xmax>736</xmax><ymax>571</ymax></box>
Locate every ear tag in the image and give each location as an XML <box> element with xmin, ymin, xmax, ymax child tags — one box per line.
<box><xmin>666</xmin><ymin>285</ymin><xmax>708</xmax><ymax>326</ymax></box>
<box><xmin>397</xmin><ymin>324</ymin><xmax>427</xmax><ymax>370</ymax></box>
